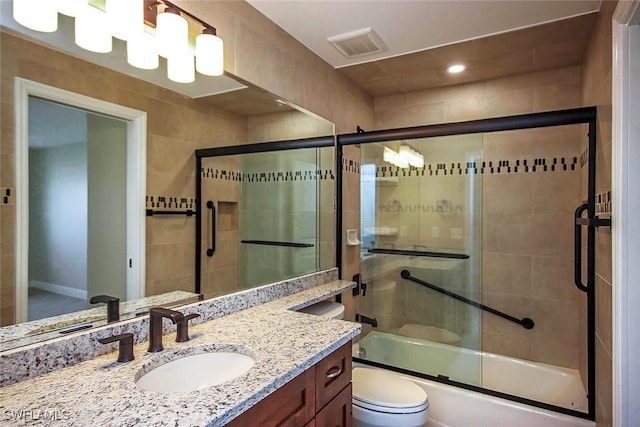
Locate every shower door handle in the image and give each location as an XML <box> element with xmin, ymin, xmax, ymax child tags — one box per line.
<box><xmin>206</xmin><ymin>200</ymin><xmax>216</xmax><ymax>257</ymax></box>
<box><xmin>574</xmin><ymin>203</ymin><xmax>589</xmax><ymax>292</ymax></box>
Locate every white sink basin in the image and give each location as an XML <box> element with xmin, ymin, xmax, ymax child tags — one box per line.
<box><xmin>136</xmin><ymin>352</ymin><xmax>255</xmax><ymax>393</ymax></box>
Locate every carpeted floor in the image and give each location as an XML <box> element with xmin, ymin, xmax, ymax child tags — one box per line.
<box><xmin>28</xmin><ymin>287</ymin><xmax>87</xmax><ymax>321</ymax></box>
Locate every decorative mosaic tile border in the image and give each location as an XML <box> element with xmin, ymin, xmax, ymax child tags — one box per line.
<box><xmin>580</xmin><ymin>147</ymin><xmax>589</xmax><ymax>168</ymax></box>
<box><xmin>145</xmin><ymin>196</ymin><xmax>195</xmax><ymax>210</ymax></box>
<box><xmin>342</xmin><ymin>158</ymin><xmax>360</xmax><ymax>174</ymax></box>
<box><xmin>596</xmin><ymin>190</ymin><xmax>612</xmax><ymax>214</ymax></box>
<box><xmin>373</xmin><ymin>157</ymin><xmax>579</xmax><ymax>177</ymax></box>
<box><xmin>1</xmin><ymin>188</ymin><xmax>15</xmax><ymax>205</ymax></box>
<box><xmin>201</xmin><ymin>168</ymin><xmax>335</xmax><ymax>182</ymax></box>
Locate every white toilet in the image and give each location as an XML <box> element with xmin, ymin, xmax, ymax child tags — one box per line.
<box><xmin>352</xmin><ymin>367</ymin><xmax>429</xmax><ymax>427</ymax></box>
<box><xmin>300</xmin><ymin>301</ymin><xmax>430</xmax><ymax>427</ymax></box>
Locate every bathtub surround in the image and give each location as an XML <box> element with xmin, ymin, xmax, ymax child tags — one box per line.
<box><xmin>0</xmin><ymin>278</ymin><xmax>360</xmax><ymax>426</ymax></box>
<box><xmin>347</xmin><ymin>106</ymin><xmax>598</xmax><ymax>419</ymax></box>
<box><xmin>0</xmin><ymin>268</ymin><xmax>340</xmax><ymax>386</ymax></box>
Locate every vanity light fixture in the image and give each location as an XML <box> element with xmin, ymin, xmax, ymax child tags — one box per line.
<box><xmin>56</xmin><ymin>0</ymin><xmax>85</xmax><ymax>18</ymax></box>
<box><xmin>75</xmin><ymin>3</ymin><xmax>112</xmax><ymax>53</ymax></box>
<box><xmin>12</xmin><ymin>0</ymin><xmax>225</xmax><ymax>84</ymax></box>
<box><xmin>195</xmin><ymin>28</ymin><xmax>224</xmax><ymax>77</ymax></box>
<box><xmin>13</xmin><ymin>0</ymin><xmax>58</xmax><ymax>33</ymax></box>
<box><xmin>167</xmin><ymin>50</ymin><xmax>196</xmax><ymax>83</ymax></box>
<box><xmin>447</xmin><ymin>64</ymin><xmax>466</xmax><ymax>74</ymax></box>
<box><xmin>383</xmin><ymin>147</ymin><xmax>409</xmax><ymax>169</ymax></box>
<box><xmin>106</xmin><ymin>0</ymin><xmax>144</xmax><ymax>41</ymax></box>
<box><xmin>127</xmin><ymin>29</ymin><xmax>159</xmax><ymax>70</ymax></box>
<box><xmin>384</xmin><ymin>145</ymin><xmax>424</xmax><ymax>169</ymax></box>
<box><xmin>156</xmin><ymin>6</ymin><xmax>188</xmax><ymax>59</ymax></box>
<box><xmin>399</xmin><ymin>145</ymin><xmax>424</xmax><ymax>168</ymax></box>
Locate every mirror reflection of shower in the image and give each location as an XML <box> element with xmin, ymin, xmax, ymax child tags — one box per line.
<box><xmin>198</xmin><ymin>143</ymin><xmax>335</xmax><ymax>297</ymax></box>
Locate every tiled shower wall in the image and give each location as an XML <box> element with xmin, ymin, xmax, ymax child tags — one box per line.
<box><xmin>581</xmin><ymin>1</ymin><xmax>616</xmax><ymax>425</ymax></box>
<box><xmin>481</xmin><ymin>126</ymin><xmax>584</xmax><ymax>368</ymax></box>
<box><xmin>365</xmin><ymin>66</ymin><xmax>587</xmax><ymax>369</ymax></box>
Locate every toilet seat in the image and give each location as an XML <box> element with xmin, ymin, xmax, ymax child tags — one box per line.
<box><xmin>352</xmin><ymin>368</ymin><xmax>429</xmax><ymax>414</ymax></box>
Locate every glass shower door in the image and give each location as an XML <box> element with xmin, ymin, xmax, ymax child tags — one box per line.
<box><xmin>239</xmin><ymin>148</ymin><xmax>321</xmax><ymax>288</ymax></box>
<box><xmin>358</xmin><ymin>134</ymin><xmax>484</xmax><ymax>385</ymax></box>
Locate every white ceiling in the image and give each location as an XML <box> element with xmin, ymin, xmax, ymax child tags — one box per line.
<box><xmin>247</xmin><ymin>0</ymin><xmax>601</xmax><ymax>68</ymax></box>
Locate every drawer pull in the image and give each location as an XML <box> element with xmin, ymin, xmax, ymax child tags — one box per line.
<box><xmin>326</xmin><ymin>366</ymin><xmax>343</xmax><ymax>379</ymax></box>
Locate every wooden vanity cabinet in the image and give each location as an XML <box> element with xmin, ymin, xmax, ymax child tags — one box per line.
<box><xmin>228</xmin><ymin>342</ymin><xmax>352</xmax><ymax>427</ymax></box>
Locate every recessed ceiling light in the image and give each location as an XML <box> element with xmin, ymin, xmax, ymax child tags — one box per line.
<box><xmin>448</xmin><ymin>64</ymin><xmax>466</xmax><ymax>74</ymax></box>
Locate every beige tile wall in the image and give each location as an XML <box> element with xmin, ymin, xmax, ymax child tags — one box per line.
<box><xmin>581</xmin><ymin>1</ymin><xmax>616</xmax><ymax>425</ymax></box>
<box><xmin>368</xmin><ymin>66</ymin><xmax>586</xmax><ymax>369</ymax></box>
<box><xmin>174</xmin><ymin>1</ymin><xmax>374</xmax><ymax>135</ymax></box>
<box><xmin>374</xmin><ymin>66</ymin><xmax>582</xmax><ymax>130</ymax></box>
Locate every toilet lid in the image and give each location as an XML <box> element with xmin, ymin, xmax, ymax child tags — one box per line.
<box><xmin>352</xmin><ymin>368</ymin><xmax>428</xmax><ymax>412</ymax></box>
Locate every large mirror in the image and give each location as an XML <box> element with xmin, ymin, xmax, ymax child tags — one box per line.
<box><xmin>0</xmin><ymin>6</ymin><xmax>335</xmax><ymax>350</ymax></box>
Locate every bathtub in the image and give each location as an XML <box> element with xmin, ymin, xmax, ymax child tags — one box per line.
<box><xmin>353</xmin><ymin>331</ymin><xmax>594</xmax><ymax>427</ymax></box>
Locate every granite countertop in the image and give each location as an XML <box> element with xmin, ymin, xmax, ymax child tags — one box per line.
<box><xmin>0</xmin><ymin>281</ymin><xmax>360</xmax><ymax>426</ymax></box>
<box><xmin>0</xmin><ymin>291</ymin><xmax>201</xmax><ymax>352</ymax></box>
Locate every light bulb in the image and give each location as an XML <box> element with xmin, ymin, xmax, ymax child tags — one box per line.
<box><xmin>195</xmin><ymin>30</ymin><xmax>224</xmax><ymax>76</ymax></box>
<box><xmin>13</xmin><ymin>0</ymin><xmax>58</xmax><ymax>32</ymax></box>
<box><xmin>383</xmin><ymin>147</ymin><xmax>408</xmax><ymax>168</ymax></box>
<box><xmin>399</xmin><ymin>145</ymin><xmax>424</xmax><ymax>168</ymax></box>
<box><xmin>447</xmin><ymin>64</ymin><xmax>466</xmax><ymax>74</ymax></box>
<box><xmin>167</xmin><ymin>50</ymin><xmax>195</xmax><ymax>83</ymax></box>
<box><xmin>156</xmin><ymin>7</ymin><xmax>188</xmax><ymax>59</ymax></box>
<box><xmin>57</xmin><ymin>0</ymin><xmax>85</xmax><ymax>17</ymax></box>
<box><xmin>106</xmin><ymin>0</ymin><xmax>143</xmax><ymax>41</ymax></box>
<box><xmin>75</xmin><ymin>4</ymin><xmax>112</xmax><ymax>53</ymax></box>
<box><xmin>127</xmin><ymin>30</ymin><xmax>159</xmax><ymax>70</ymax></box>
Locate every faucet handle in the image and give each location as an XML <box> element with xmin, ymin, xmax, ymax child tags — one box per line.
<box><xmin>176</xmin><ymin>313</ymin><xmax>201</xmax><ymax>343</ymax></box>
<box><xmin>98</xmin><ymin>333</ymin><xmax>135</xmax><ymax>363</ymax></box>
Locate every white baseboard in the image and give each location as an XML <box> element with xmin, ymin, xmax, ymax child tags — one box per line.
<box><xmin>29</xmin><ymin>280</ymin><xmax>87</xmax><ymax>300</ymax></box>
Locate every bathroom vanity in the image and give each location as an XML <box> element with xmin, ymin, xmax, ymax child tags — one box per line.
<box><xmin>0</xmin><ymin>273</ymin><xmax>360</xmax><ymax>426</ymax></box>
<box><xmin>228</xmin><ymin>342</ymin><xmax>352</xmax><ymax>426</ymax></box>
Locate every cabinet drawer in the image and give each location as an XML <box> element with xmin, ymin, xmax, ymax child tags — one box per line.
<box><xmin>315</xmin><ymin>342</ymin><xmax>352</xmax><ymax>411</ymax></box>
<box><xmin>227</xmin><ymin>367</ymin><xmax>315</xmax><ymax>427</ymax></box>
<box><xmin>315</xmin><ymin>383</ymin><xmax>353</xmax><ymax>427</ymax></box>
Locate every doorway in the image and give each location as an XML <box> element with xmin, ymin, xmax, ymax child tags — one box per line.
<box><xmin>27</xmin><ymin>98</ymin><xmax>128</xmax><ymax>320</ymax></box>
<box><xmin>15</xmin><ymin>78</ymin><xmax>147</xmax><ymax>323</ymax></box>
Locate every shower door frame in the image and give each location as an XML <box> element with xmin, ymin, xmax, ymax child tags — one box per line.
<box><xmin>336</xmin><ymin>106</ymin><xmax>602</xmax><ymax>421</ymax></box>
<box><xmin>194</xmin><ymin>135</ymin><xmax>335</xmax><ymax>294</ymax></box>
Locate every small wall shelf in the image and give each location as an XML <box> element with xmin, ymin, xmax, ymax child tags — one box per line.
<box><xmin>346</xmin><ymin>229</ymin><xmax>361</xmax><ymax>246</ymax></box>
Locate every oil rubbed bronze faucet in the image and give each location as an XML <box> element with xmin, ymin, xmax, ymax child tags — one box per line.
<box><xmin>148</xmin><ymin>307</ymin><xmax>184</xmax><ymax>353</ymax></box>
<box><xmin>98</xmin><ymin>333</ymin><xmax>135</xmax><ymax>363</ymax></box>
<box><xmin>89</xmin><ymin>295</ymin><xmax>120</xmax><ymax>323</ymax></box>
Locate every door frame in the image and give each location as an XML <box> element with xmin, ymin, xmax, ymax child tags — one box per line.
<box><xmin>612</xmin><ymin>2</ymin><xmax>640</xmax><ymax>426</ymax></box>
<box><xmin>14</xmin><ymin>78</ymin><xmax>147</xmax><ymax>322</ymax></box>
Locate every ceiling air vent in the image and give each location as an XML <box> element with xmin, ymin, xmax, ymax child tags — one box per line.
<box><xmin>327</xmin><ymin>27</ymin><xmax>386</xmax><ymax>58</ymax></box>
